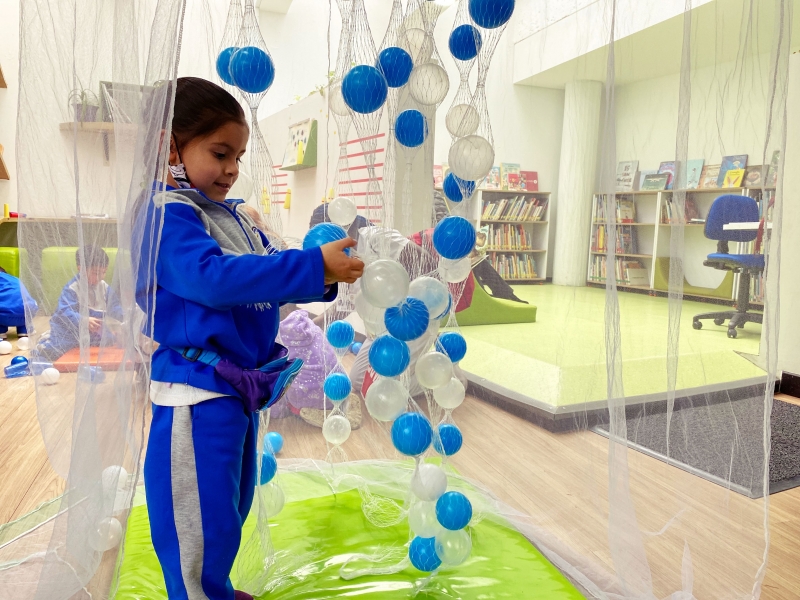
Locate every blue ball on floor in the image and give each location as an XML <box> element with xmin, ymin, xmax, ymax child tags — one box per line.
<box><xmin>10</xmin><ymin>355</ymin><xmax>28</xmax><ymax>366</ymax></box>
<box><xmin>350</xmin><ymin>341</ymin><xmax>363</xmax><ymax>355</ymax></box>
<box><xmin>260</xmin><ymin>452</ymin><xmax>278</xmax><ymax>485</ymax></box>
<box><xmin>409</xmin><ymin>535</ymin><xmax>442</xmax><ymax>572</ymax></box>
<box><xmin>264</xmin><ymin>431</ymin><xmax>283</xmax><ymax>455</ymax></box>
<box><xmin>436</xmin><ymin>491</ymin><xmax>472</xmax><ymax>530</ymax></box>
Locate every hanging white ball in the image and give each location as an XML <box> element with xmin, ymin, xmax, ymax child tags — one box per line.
<box><xmin>408</xmin><ymin>501</ymin><xmax>443</xmax><ymax>538</ymax></box>
<box><xmin>41</xmin><ymin>367</ymin><xmax>60</xmax><ymax>385</ymax></box>
<box><xmin>355</xmin><ymin>292</ymin><xmax>388</xmax><ymax>337</ymax></box>
<box><xmin>361</xmin><ymin>259</ymin><xmax>409</xmax><ymax>309</ymax></box>
<box><xmin>322</xmin><ymin>414</ymin><xmax>351</xmax><ymax>445</ymax></box>
<box><xmin>416</xmin><ymin>352</ymin><xmax>453</xmax><ymax>390</ymax></box>
<box><xmin>365</xmin><ymin>377</ymin><xmax>409</xmax><ymax>421</ymax></box>
<box><xmin>433</xmin><ymin>377</ymin><xmax>466</xmax><ymax>410</ymax></box>
<box><xmin>0</xmin><ymin>341</ymin><xmax>11</xmax><ymax>355</ymax></box>
<box><xmin>448</xmin><ymin>134</ymin><xmax>495</xmax><ymax>181</ymax></box>
<box><xmin>408</xmin><ymin>63</ymin><xmax>450</xmax><ymax>106</ymax></box>
<box><xmin>328</xmin><ymin>196</ymin><xmax>358</xmax><ymax>227</ymax></box>
<box><xmin>89</xmin><ymin>517</ymin><xmax>123</xmax><ymax>552</ymax></box>
<box><xmin>435</xmin><ymin>529</ymin><xmax>472</xmax><ymax>566</ymax></box>
<box><xmin>438</xmin><ymin>257</ymin><xmax>472</xmax><ymax>283</ymax></box>
<box><xmin>16</xmin><ymin>337</ymin><xmax>30</xmax><ymax>351</ymax></box>
<box><xmin>411</xmin><ymin>463</ymin><xmax>448</xmax><ymax>502</ymax></box>
<box><xmin>408</xmin><ymin>276</ymin><xmax>450</xmax><ymax>320</ymax></box>
<box><xmin>329</xmin><ymin>81</ymin><xmax>350</xmax><ymax>117</ymax></box>
<box><xmin>446</xmin><ymin>103</ymin><xmax>480</xmax><ymax>138</ymax></box>
<box><xmin>264</xmin><ymin>482</ymin><xmax>285</xmax><ymax>517</ymax></box>
<box><xmin>405</xmin><ymin>28</ymin><xmax>434</xmax><ymax>64</ymax></box>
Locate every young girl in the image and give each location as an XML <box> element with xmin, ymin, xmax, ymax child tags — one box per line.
<box><xmin>137</xmin><ymin>77</ymin><xmax>364</xmax><ymax>600</ymax></box>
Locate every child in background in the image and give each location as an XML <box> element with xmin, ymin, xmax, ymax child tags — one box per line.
<box><xmin>0</xmin><ymin>266</ymin><xmax>37</xmax><ymax>338</ymax></box>
<box><xmin>35</xmin><ymin>244</ymin><xmax>122</xmax><ymax>361</ymax></box>
<box><xmin>137</xmin><ymin>77</ymin><xmax>363</xmax><ymax>600</ymax></box>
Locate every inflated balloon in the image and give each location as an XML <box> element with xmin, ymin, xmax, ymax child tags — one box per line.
<box><xmin>449</xmin><ymin>24</ymin><xmax>483</xmax><ymax>61</ymax></box>
<box><xmin>0</xmin><ymin>341</ymin><xmax>11</xmax><ymax>354</ymax></box>
<box><xmin>408</xmin><ymin>501</ymin><xmax>442</xmax><ymax>538</ymax></box>
<box><xmin>433</xmin><ymin>216</ymin><xmax>476</xmax><ymax>261</ymax></box>
<box><xmin>342</xmin><ymin>65</ymin><xmax>388</xmax><ymax>114</ymax></box>
<box><xmin>327</xmin><ymin>196</ymin><xmax>358</xmax><ymax>227</ymax></box>
<box><xmin>416</xmin><ymin>352</ymin><xmax>454</xmax><ymax>390</ymax></box>
<box><xmin>264</xmin><ymin>431</ymin><xmax>284</xmax><ymax>454</ymax></box>
<box><xmin>384</xmin><ymin>297</ymin><xmax>430</xmax><ymax>341</ymax></box>
<box><xmin>377</xmin><ymin>46</ymin><xmax>414</xmax><ymax>88</ymax></box>
<box><xmin>326</xmin><ymin>320</ymin><xmax>355</xmax><ymax>349</ymax></box>
<box><xmin>329</xmin><ymin>81</ymin><xmax>350</xmax><ymax>116</ymax></box>
<box><xmin>469</xmin><ymin>0</ymin><xmax>516</xmax><ymax>29</ymax></box>
<box><xmin>409</xmin><ymin>535</ymin><xmax>442</xmax><ymax>572</ymax></box>
<box><xmin>433</xmin><ymin>377</ymin><xmax>466</xmax><ymax>410</ymax></box>
<box><xmin>448</xmin><ymin>134</ymin><xmax>495</xmax><ymax>181</ymax></box>
<box><xmin>445</xmin><ymin>103</ymin><xmax>481</xmax><ymax>138</ymax></box>
<box><xmin>361</xmin><ymin>259</ymin><xmax>409</xmax><ymax>308</ymax></box>
<box><xmin>438</xmin><ymin>257</ymin><xmax>472</xmax><ymax>283</ymax></box>
<box><xmin>324</xmin><ymin>373</ymin><xmax>351</xmax><ymax>402</ymax></box>
<box><xmin>443</xmin><ymin>173</ymin><xmax>476</xmax><ymax>204</ymax></box>
<box><xmin>355</xmin><ymin>292</ymin><xmax>388</xmax><ymax>337</ymax></box>
<box><xmin>264</xmin><ymin>482</ymin><xmax>285</xmax><ymax>517</ymax></box>
<box><xmin>391</xmin><ymin>412</ymin><xmax>433</xmax><ymax>456</ymax></box>
<box><xmin>322</xmin><ymin>414</ymin><xmax>352</xmax><ymax>445</ymax></box>
<box><xmin>365</xmin><ymin>377</ymin><xmax>408</xmax><ymax>421</ymax></box>
<box><xmin>408</xmin><ymin>276</ymin><xmax>450</xmax><ymax>320</ymax></box>
<box><xmin>435</xmin><ymin>529</ymin><xmax>472</xmax><ymax>566</ymax></box>
<box><xmin>395</xmin><ymin>110</ymin><xmax>428</xmax><ymax>148</ymax></box>
<box><xmin>303</xmin><ymin>222</ymin><xmax>349</xmax><ymax>255</ymax></box>
<box><xmin>260</xmin><ymin>452</ymin><xmax>278</xmax><ymax>485</ymax></box>
<box><xmin>350</xmin><ymin>341</ymin><xmax>363</xmax><ymax>355</ymax></box>
<box><xmin>412</xmin><ymin>463</ymin><xmax>448</xmax><ymax>501</ymax></box>
<box><xmin>16</xmin><ymin>336</ymin><xmax>29</xmax><ymax>350</ymax></box>
<box><xmin>369</xmin><ymin>335</ymin><xmax>411</xmax><ymax>377</ymax></box>
<box><xmin>90</xmin><ymin>517</ymin><xmax>123</xmax><ymax>552</ymax></box>
<box><xmin>436</xmin><ymin>491</ymin><xmax>473</xmax><ymax>530</ymax></box>
<box><xmin>408</xmin><ymin>62</ymin><xmax>450</xmax><ymax>106</ymax></box>
<box><xmin>436</xmin><ymin>332</ymin><xmax>468</xmax><ymax>362</ymax></box>
<box><xmin>230</xmin><ymin>46</ymin><xmax>275</xmax><ymax>94</ymax></box>
<box><xmin>41</xmin><ymin>367</ymin><xmax>60</xmax><ymax>385</ymax></box>
<box><xmin>433</xmin><ymin>423</ymin><xmax>463</xmax><ymax>456</ymax></box>
<box><xmin>215</xmin><ymin>47</ymin><xmax>238</xmax><ymax>86</ymax></box>
<box><xmin>406</xmin><ymin>28</ymin><xmax>434</xmax><ymax>64</ymax></box>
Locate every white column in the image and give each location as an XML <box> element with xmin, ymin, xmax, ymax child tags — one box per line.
<box><xmin>552</xmin><ymin>80</ymin><xmax>603</xmax><ymax>286</ymax></box>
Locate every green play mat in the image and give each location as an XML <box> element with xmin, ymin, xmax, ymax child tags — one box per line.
<box><xmin>113</xmin><ymin>468</ymin><xmax>583</xmax><ymax>599</ymax></box>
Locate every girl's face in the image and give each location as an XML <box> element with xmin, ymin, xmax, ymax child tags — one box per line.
<box><xmin>170</xmin><ymin>121</ymin><xmax>249</xmax><ymax>202</ymax></box>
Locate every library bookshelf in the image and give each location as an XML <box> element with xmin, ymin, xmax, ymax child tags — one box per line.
<box><xmin>587</xmin><ymin>188</ymin><xmax>771</xmax><ymax>306</ymax></box>
<box><xmin>478</xmin><ymin>189</ymin><xmax>550</xmax><ymax>283</ymax></box>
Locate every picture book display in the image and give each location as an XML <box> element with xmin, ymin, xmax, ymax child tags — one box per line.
<box><xmin>616</xmin><ymin>161</ymin><xmax>638</xmax><ymax>192</ymax></box>
<box><xmin>717</xmin><ymin>154</ymin><xmax>748</xmax><ymax>187</ymax></box>
<box><xmin>520</xmin><ymin>170</ymin><xmax>539</xmax><ymax>191</ymax></box>
<box><xmin>641</xmin><ymin>173</ymin><xmax>669</xmax><ymax>191</ymax></box>
<box><xmin>744</xmin><ymin>165</ymin><xmax>763</xmax><ymax>188</ymax></box>
<box><xmin>433</xmin><ymin>165</ymin><xmax>444</xmax><ymax>187</ymax></box>
<box><xmin>483</xmin><ymin>166</ymin><xmax>500</xmax><ymax>189</ymax></box>
<box><xmin>698</xmin><ymin>164</ymin><xmax>721</xmax><ymax>189</ymax></box>
<box><xmin>657</xmin><ymin>161</ymin><xmax>676</xmax><ymax>189</ymax></box>
<box><xmin>766</xmin><ymin>150</ymin><xmax>780</xmax><ymax>187</ymax></box>
<box><xmin>637</xmin><ymin>170</ymin><xmax>657</xmax><ymax>190</ymax></box>
<box><xmin>500</xmin><ymin>163</ymin><xmax>521</xmax><ymax>190</ymax></box>
<box><xmin>685</xmin><ymin>159</ymin><xmax>705</xmax><ymax>189</ymax></box>
<box><xmin>722</xmin><ymin>168</ymin><xmax>745</xmax><ymax>188</ymax></box>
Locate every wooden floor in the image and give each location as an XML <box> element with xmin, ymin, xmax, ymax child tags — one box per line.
<box><xmin>1</xmin><ymin>345</ymin><xmax>799</xmax><ymax>599</ymax></box>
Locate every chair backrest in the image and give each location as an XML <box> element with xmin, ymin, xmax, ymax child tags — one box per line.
<box><xmin>704</xmin><ymin>194</ymin><xmax>759</xmax><ymax>242</ymax></box>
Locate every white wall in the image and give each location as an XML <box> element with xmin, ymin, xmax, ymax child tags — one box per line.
<box><xmin>0</xmin><ymin>0</ymin><xmax>19</xmax><ymax>211</ymax></box>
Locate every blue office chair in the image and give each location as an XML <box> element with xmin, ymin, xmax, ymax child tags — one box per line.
<box><xmin>692</xmin><ymin>194</ymin><xmax>764</xmax><ymax>338</ymax></box>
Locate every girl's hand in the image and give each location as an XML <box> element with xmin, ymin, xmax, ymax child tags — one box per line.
<box><xmin>321</xmin><ymin>238</ymin><xmax>364</xmax><ymax>285</ymax></box>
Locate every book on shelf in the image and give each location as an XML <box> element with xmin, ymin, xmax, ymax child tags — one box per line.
<box><xmin>698</xmin><ymin>164</ymin><xmax>720</xmax><ymax>188</ymax></box>
<box><xmin>636</xmin><ymin>170</ymin><xmax>657</xmax><ymax>190</ymax></box>
<box><xmin>486</xmin><ymin>223</ymin><xmax>533</xmax><ymax>251</ymax></box>
<box><xmin>482</xmin><ymin>195</ymin><xmax>548</xmax><ymax>222</ymax></box>
<box><xmin>641</xmin><ymin>173</ymin><xmax>669</xmax><ymax>190</ymax></box>
<box><xmin>490</xmin><ymin>252</ymin><xmax>538</xmax><ymax>280</ymax></box>
<box><xmin>717</xmin><ymin>154</ymin><xmax>748</xmax><ymax>187</ymax></box>
<box><xmin>500</xmin><ymin>163</ymin><xmax>521</xmax><ymax>190</ymax></box>
<box><xmin>433</xmin><ymin>165</ymin><xmax>444</xmax><ymax>186</ymax></box>
<box><xmin>766</xmin><ymin>150</ymin><xmax>780</xmax><ymax>187</ymax></box>
<box><xmin>590</xmin><ymin>224</ymin><xmax>638</xmax><ymax>254</ymax></box>
<box><xmin>520</xmin><ymin>170</ymin><xmax>539</xmax><ymax>191</ymax></box>
<box><xmin>588</xmin><ymin>255</ymin><xmax>647</xmax><ymax>286</ymax></box>
<box><xmin>722</xmin><ymin>168</ymin><xmax>745</xmax><ymax>188</ymax></box>
<box><xmin>617</xmin><ymin>198</ymin><xmax>635</xmax><ymax>223</ymax></box>
<box><xmin>661</xmin><ymin>196</ymin><xmax>701</xmax><ymax>224</ymax></box>
<box><xmin>744</xmin><ymin>165</ymin><xmax>764</xmax><ymax>188</ymax></box>
<box><xmin>658</xmin><ymin>161</ymin><xmax>676</xmax><ymax>190</ymax></box>
<box><xmin>686</xmin><ymin>159</ymin><xmax>705</xmax><ymax>189</ymax></box>
<box><xmin>616</xmin><ymin>160</ymin><xmax>639</xmax><ymax>192</ymax></box>
<box><xmin>482</xmin><ymin>166</ymin><xmax>500</xmax><ymax>189</ymax></box>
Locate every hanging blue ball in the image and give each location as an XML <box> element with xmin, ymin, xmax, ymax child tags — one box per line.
<box><xmin>433</xmin><ymin>216</ymin><xmax>477</xmax><ymax>260</ymax></box>
<box><xmin>264</xmin><ymin>431</ymin><xmax>284</xmax><ymax>454</ymax></box>
<box><xmin>395</xmin><ymin>110</ymin><xmax>428</xmax><ymax>149</ymax></box>
<box><xmin>351</xmin><ymin>341</ymin><xmax>363</xmax><ymax>355</ymax></box>
<box><xmin>469</xmin><ymin>0</ymin><xmax>515</xmax><ymax>29</ymax></box>
<box><xmin>443</xmin><ymin>172</ymin><xmax>476</xmax><ymax>203</ymax></box>
<box><xmin>342</xmin><ymin>65</ymin><xmax>389</xmax><ymax>114</ymax></box>
<box><xmin>324</xmin><ymin>373</ymin><xmax>352</xmax><ymax>402</ymax></box>
<box><xmin>384</xmin><ymin>297</ymin><xmax>430</xmax><ymax>341</ymax></box>
<box><xmin>230</xmin><ymin>46</ymin><xmax>275</xmax><ymax>94</ymax></box>
<box><xmin>216</xmin><ymin>47</ymin><xmax>238</xmax><ymax>86</ymax></box>
<box><xmin>326</xmin><ymin>320</ymin><xmax>355</xmax><ymax>349</ymax></box>
<box><xmin>368</xmin><ymin>335</ymin><xmax>411</xmax><ymax>377</ymax></box>
<box><xmin>436</xmin><ymin>491</ymin><xmax>472</xmax><ymax>530</ymax></box>
<box><xmin>377</xmin><ymin>46</ymin><xmax>413</xmax><ymax>88</ymax></box>
<box><xmin>391</xmin><ymin>412</ymin><xmax>433</xmax><ymax>456</ymax></box>
<box><xmin>433</xmin><ymin>423</ymin><xmax>463</xmax><ymax>456</ymax></box>
<box><xmin>260</xmin><ymin>451</ymin><xmax>278</xmax><ymax>485</ymax></box>
<box><xmin>409</xmin><ymin>535</ymin><xmax>442</xmax><ymax>572</ymax></box>
<box><xmin>435</xmin><ymin>332</ymin><xmax>467</xmax><ymax>363</ymax></box>
<box><xmin>449</xmin><ymin>24</ymin><xmax>483</xmax><ymax>61</ymax></box>
<box><xmin>303</xmin><ymin>222</ymin><xmax>350</xmax><ymax>255</ymax></box>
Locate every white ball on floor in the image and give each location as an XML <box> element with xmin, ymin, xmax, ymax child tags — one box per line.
<box><xmin>322</xmin><ymin>414</ymin><xmax>351</xmax><ymax>445</ymax></box>
<box><xmin>416</xmin><ymin>352</ymin><xmax>453</xmax><ymax>390</ymax></box>
<box><xmin>433</xmin><ymin>377</ymin><xmax>466</xmax><ymax>410</ymax></box>
<box><xmin>408</xmin><ymin>500</ymin><xmax>442</xmax><ymax>538</ymax></box>
<box><xmin>411</xmin><ymin>463</ymin><xmax>447</xmax><ymax>502</ymax></box>
<box><xmin>89</xmin><ymin>517</ymin><xmax>122</xmax><ymax>552</ymax></box>
<box><xmin>264</xmin><ymin>482</ymin><xmax>285</xmax><ymax>517</ymax></box>
<box><xmin>0</xmin><ymin>341</ymin><xmax>11</xmax><ymax>355</ymax></box>
<box><xmin>16</xmin><ymin>337</ymin><xmax>29</xmax><ymax>351</ymax></box>
<box><xmin>41</xmin><ymin>367</ymin><xmax>60</xmax><ymax>385</ymax></box>
<box><xmin>328</xmin><ymin>196</ymin><xmax>358</xmax><ymax>227</ymax></box>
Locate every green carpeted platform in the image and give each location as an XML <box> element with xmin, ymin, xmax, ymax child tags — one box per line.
<box><xmin>454</xmin><ymin>277</ymin><xmax>538</xmax><ymax>326</ymax></box>
<box><xmin>459</xmin><ymin>284</ymin><xmax>764</xmax><ymax>407</ymax></box>
<box><xmin>114</xmin><ymin>468</ymin><xmax>583</xmax><ymax>600</ymax></box>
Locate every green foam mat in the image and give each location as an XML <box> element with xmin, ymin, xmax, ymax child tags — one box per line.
<box><xmin>114</xmin><ymin>470</ymin><xmax>583</xmax><ymax>599</ymax></box>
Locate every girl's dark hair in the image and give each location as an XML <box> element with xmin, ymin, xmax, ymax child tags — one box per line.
<box><xmin>171</xmin><ymin>77</ymin><xmax>247</xmax><ymax>150</ymax></box>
